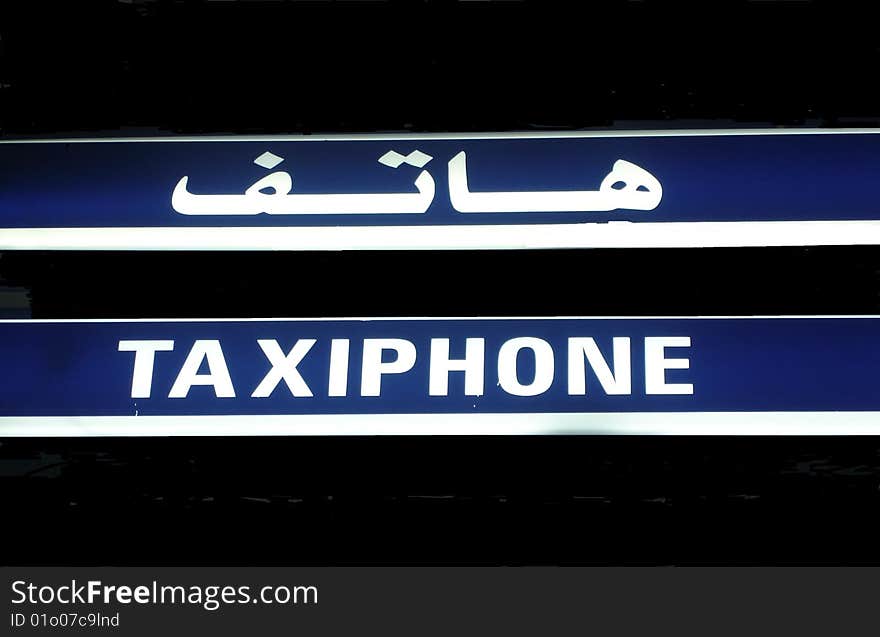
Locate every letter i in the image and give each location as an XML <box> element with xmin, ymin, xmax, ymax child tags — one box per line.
<box><xmin>328</xmin><ymin>339</ymin><xmax>350</xmax><ymax>397</ymax></box>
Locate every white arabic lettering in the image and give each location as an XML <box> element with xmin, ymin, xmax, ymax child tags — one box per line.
<box><xmin>171</xmin><ymin>151</ymin><xmax>435</xmax><ymax>216</ymax></box>
<box><xmin>170</xmin><ymin>149</ymin><xmax>663</xmax><ymax>216</ymax></box>
<box><xmin>447</xmin><ymin>151</ymin><xmax>662</xmax><ymax>213</ymax></box>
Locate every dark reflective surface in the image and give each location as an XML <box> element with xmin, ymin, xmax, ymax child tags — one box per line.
<box><xmin>3</xmin><ymin>436</ymin><xmax>880</xmax><ymax>564</ymax></box>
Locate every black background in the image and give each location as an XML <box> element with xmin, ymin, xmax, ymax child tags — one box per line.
<box><xmin>3</xmin><ymin>0</ymin><xmax>880</xmax><ymax>564</ymax></box>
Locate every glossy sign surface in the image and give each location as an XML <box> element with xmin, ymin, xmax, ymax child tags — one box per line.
<box><xmin>1</xmin><ymin>316</ymin><xmax>879</xmax><ymax>435</ymax></box>
<box><xmin>4</xmin><ymin>130</ymin><xmax>880</xmax><ymax>249</ymax></box>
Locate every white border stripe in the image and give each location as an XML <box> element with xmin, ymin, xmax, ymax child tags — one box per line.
<box><xmin>4</xmin><ymin>220</ymin><xmax>880</xmax><ymax>250</ymax></box>
<box><xmin>2</xmin><ymin>128</ymin><xmax>880</xmax><ymax>143</ymax></box>
<box><xmin>0</xmin><ymin>413</ymin><xmax>878</xmax><ymax>437</ymax></box>
<box><xmin>0</xmin><ymin>315</ymin><xmax>878</xmax><ymax>323</ymax></box>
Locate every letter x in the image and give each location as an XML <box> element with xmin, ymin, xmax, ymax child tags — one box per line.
<box><xmin>251</xmin><ymin>339</ymin><xmax>316</xmax><ymax>398</ymax></box>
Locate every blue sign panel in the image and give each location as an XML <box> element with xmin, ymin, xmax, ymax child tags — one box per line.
<box><xmin>1</xmin><ymin>316</ymin><xmax>879</xmax><ymax>436</ymax></box>
<box><xmin>4</xmin><ymin>130</ymin><xmax>880</xmax><ymax>249</ymax></box>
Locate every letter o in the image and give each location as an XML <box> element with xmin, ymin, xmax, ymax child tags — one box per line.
<box><xmin>497</xmin><ymin>337</ymin><xmax>555</xmax><ymax>396</ymax></box>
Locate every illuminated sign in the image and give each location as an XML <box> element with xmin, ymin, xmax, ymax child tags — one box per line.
<box><xmin>3</xmin><ymin>129</ymin><xmax>880</xmax><ymax>250</ymax></box>
<box><xmin>1</xmin><ymin>316</ymin><xmax>879</xmax><ymax>436</ymax></box>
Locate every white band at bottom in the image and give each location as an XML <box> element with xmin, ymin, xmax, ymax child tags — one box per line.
<box><xmin>0</xmin><ymin>412</ymin><xmax>878</xmax><ymax>436</ymax></box>
<box><xmin>5</xmin><ymin>220</ymin><xmax>880</xmax><ymax>250</ymax></box>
